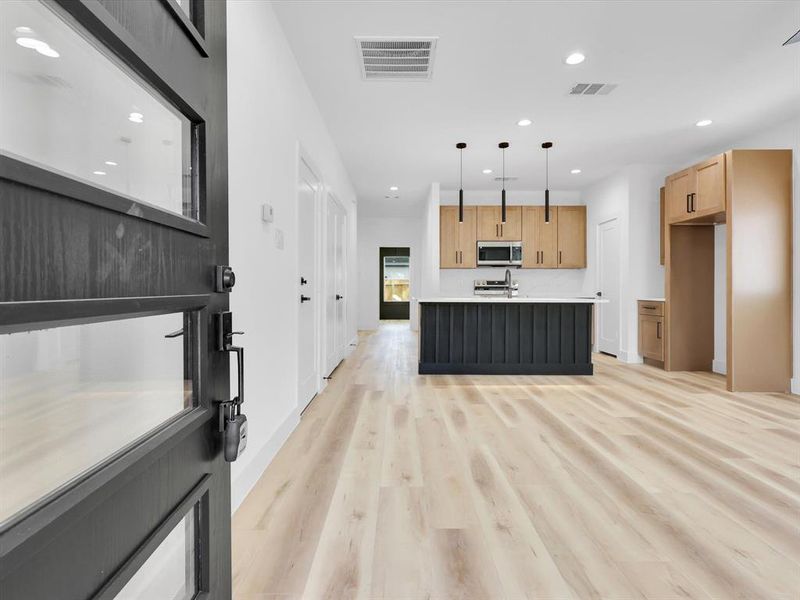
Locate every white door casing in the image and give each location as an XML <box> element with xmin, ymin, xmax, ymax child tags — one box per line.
<box><xmin>597</xmin><ymin>218</ymin><xmax>621</xmax><ymax>356</ymax></box>
<box><xmin>297</xmin><ymin>158</ymin><xmax>320</xmax><ymax>410</ymax></box>
<box><xmin>325</xmin><ymin>193</ymin><xmax>347</xmax><ymax>376</ymax></box>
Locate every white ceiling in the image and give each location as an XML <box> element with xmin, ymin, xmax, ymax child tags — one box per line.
<box><xmin>272</xmin><ymin>0</ymin><xmax>800</xmax><ymax>216</ymax></box>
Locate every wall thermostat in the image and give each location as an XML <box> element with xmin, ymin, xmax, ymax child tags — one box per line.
<box><xmin>262</xmin><ymin>203</ymin><xmax>274</xmax><ymax>223</ymax></box>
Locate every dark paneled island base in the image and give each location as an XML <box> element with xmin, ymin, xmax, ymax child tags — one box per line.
<box><xmin>419</xmin><ymin>301</ymin><xmax>594</xmax><ymax>375</ymax></box>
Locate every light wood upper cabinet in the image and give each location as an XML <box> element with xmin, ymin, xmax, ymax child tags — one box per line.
<box><xmin>556</xmin><ymin>206</ymin><xmax>587</xmax><ymax>268</ymax></box>
<box><xmin>522</xmin><ymin>206</ymin><xmax>558</xmax><ymax>268</ymax></box>
<box><xmin>666</xmin><ymin>168</ymin><xmax>692</xmax><ymax>223</ymax></box>
<box><xmin>440</xmin><ymin>206</ymin><xmax>477</xmax><ymax>269</ymax></box>
<box><xmin>666</xmin><ymin>153</ymin><xmax>726</xmax><ymax>224</ymax></box>
<box><xmin>477</xmin><ymin>206</ymin><xmax>522</xmax><ymax>241</ymax></box>
<box><xmin>693</xmin><ymin>153</ymin><xmax>725</xmax><ymax>216</ymax></box>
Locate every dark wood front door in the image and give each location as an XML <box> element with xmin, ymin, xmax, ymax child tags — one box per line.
<box><xmin>0</xmin><ymin>1</ymin><xmax>231</xmax><ymax>598</ymax></box>
<box><xmin>379</xmin><ymin>247</ymin><xmax>410</xmax><ymax>320</ymax></box>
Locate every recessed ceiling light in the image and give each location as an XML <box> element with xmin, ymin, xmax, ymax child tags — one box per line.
<box><xmin>389</xmin><ymin>186</ymin><xmax>398</xmax><ymax>191</ymax></box>
<box><xmin>93</xmin><ymin>170</ymin><xmax>106</xmax><ymax>176</ymax></box>
<box><xmin>696</xmin><ymin>119</ymin><xmax>712</xmax><ymax>127</ymax></box>
<box><xmin>36</xmin><ymin>45</ymin><xmax>59</xmax><ymax>58</ymax></box>
<box><xmin>128</xmin><ymin>112</ymin><xmax>144</xmax><ymax>123</ymax></box>
<box><xmin>482</xmin><ymin>169</ymin><xmax>493</xmax><ymax>174</ymax></box>
<box><xmin>14</xmin><ymin>26</ymin><xmax>34</xmax><ymax>35</ymax></box>
<box><xmin>104</xmin><ymin>161</ymin><xmax>118</xmax><ymax>166</ymax></box>
<box><xmin>15</xmin><ymin>37</ymin><xmax>48</xmax><ymax>51</ymax></box>
<box><xmin>571</xmin><ymin>169</ymin><xmax>582</xmax><ymax>174</ymax></box>
<box><xmin>517</xmin><ymin>118</ymin><xmax>532</xmax><ymax>127</ymax></box>
<box><xmin>565</xmin><ymin>52</ymin><xmax>585</xmax><ymax>65</ymax></box>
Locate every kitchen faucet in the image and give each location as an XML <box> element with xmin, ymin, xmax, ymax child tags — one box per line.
<box><xmin>505</xmin><ymin>268</ymin><xmax>513</xmax><ymax>299</ymax></box>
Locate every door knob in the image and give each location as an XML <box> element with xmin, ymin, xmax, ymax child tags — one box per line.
<box><xmin>300</xmin><ymin>277</ymin><xmax>308</xmax><ymax>285</ymax></box>
<box><xmin>300</xmin><ymin>295</ymin><xmax>311</xmax><ymax>303</ymax></box>
<box><xmin>336</xmin><ymin>294</ymin><xmax>343</xmax><ymax>300</ymax></box>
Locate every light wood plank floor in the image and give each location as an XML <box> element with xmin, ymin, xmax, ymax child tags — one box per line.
<box><xmin>233</xmin><ymin>322</ymin><xmax>800</xmax><ymax>599</ymax></box>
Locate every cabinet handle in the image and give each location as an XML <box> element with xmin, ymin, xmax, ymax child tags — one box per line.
<box><xmin>657</xmin><ymin>321</ymin><xmax>661</xmax><ymax>339</ymax></box>
<box><xmin>686</xmin><ymin>194</ymin><xmax>690</xmax><ymax>213</ymax></box>
<box><xmin>643</xmin><ymin>305</ymin><xmax>657</xmax><ymax>310</ymax></box>
<box><xmin>559</xmin><ymin>250</ymin><xmax>562</xmax><ymax>264</ymax></box>
<box><xmin>691</xmin><ymin>193</ymin><xmax>696</xmax><ymax>212</ymax></box>
<box><xmin>456</xmin><ymin>251</ymin><xmax>459</xmax><ymax>264</ymax></box>
<box><xmin>460</xmin><ymin>250</ymin><xmax>463</xmax><ymax>263</ymax></box>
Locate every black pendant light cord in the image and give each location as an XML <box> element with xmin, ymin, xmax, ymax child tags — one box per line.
<box><xmin>499</xmin><ymin>142</ymin><xmax>509</xmax><ymax>224</ymax></box>
<box><xmin>457</xmin><ymin>142</ymin><xmax>466</xmax><ymax>223</ymax></box>
<box><xmin>542</xmin><ymin>141</ymin><xmax>553</xmax><ymax>223</ymax></box>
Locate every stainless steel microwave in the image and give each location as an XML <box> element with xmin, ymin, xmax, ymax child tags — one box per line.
<box><xmin>476</xmin><ymin>241</ymin><xmax>523</xmax><ymax>267</ymax></box>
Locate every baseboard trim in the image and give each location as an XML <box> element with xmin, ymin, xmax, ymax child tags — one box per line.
<box><xmin>712</xmin><ymin>359</ymin><xmax>727</xmax><ymax>375</ymax></box>
<box><xmin>231</xmin><ymin>407</ymin><xmax>300</xmax><ymax>514</ymax></box>
<box><xmin>617</xmin><ymin>350</ymin><xmax>642</xmax><ymax>364</ymax></box>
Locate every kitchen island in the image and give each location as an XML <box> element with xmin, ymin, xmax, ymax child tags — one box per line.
<box><xmin>418</xmin><ymin>297</ymin><xmax>605</xmax><ymax>375</ymax></box>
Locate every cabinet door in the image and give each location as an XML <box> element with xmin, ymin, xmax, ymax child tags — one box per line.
<box><xmin>694</xmin><ymin>153</ymin><xmax>725</xmax><ymax>216</ymax></box>
<box><xmin>538</xmin><ymin>207</ymin><xmax>559</xmax><ymax>267</ymax></box>
<box><xmin>666</xmin><ymin>168</ymin><xmax>692</xmax><ymax>223</ymax></box>
<box><xmin>639</xmin><ymin>315</ymin><xmax>664</xmax><ymax>361</ymax></box>
<box><xmin>477</xmin><ymin>206</ymin><xmax>501</xmax><ymax>240</ymax></box>
<box><xmin>440</xmin><ymin>206</ymin><xmax>460</xmax><ymax>268</ymax></box>
<box><xmin>521</xmin><ymin>207</ymin><xmax>538</xmax><ymax>268</ymax></box>
<box><xmin>557</xmin><ymin>206</ymin><xmax>586</xmax><ymax>268</ymax></box>
<box><xmin>458</xmin><ymin>206</ymin><xmax>478</xmax><ymax>268</ymax></box>
<box><xmin>499</xmin><ymin>206</ymin><xmax>522</xmax><ymax>240</ymax></box>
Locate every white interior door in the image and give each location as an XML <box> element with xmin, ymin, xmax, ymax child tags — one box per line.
<box><xmin>325</xmin><ymin>194</ymin><xmax>346</xmax><ymax>376</ymax></box>
<box><xmin>598</xmin><ymin>218</ymin><xmax>620</xmax><ymax>356</ymax></box>
<box><xmin>297</xmin><ymin>160</ymin><xmax>319</xmax><ymax>409</ymax></box>
<box><xmin>335</xmin><ymin>206</ymin><xmax>347</xmax><ymax>360</ymax></box>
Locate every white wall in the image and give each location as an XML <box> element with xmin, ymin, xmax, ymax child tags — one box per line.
<box><xmin>227</xmin><ymin>0</ymin><xmax>358</xmax><ymax>512</ymax></box>
<box><xmin>356</xmin><ymin>216</ymin><xmax>422</xmax><ymax>331</ymax></box>
<box><xmin>713</xmin><ymin>226</ymin><xmax>727</xmax><ymax>374</ymax></box>
<box><xmin>583</xmin><ymin>165</ymin><xmax>667</xmax><ymax>362</ymax></box>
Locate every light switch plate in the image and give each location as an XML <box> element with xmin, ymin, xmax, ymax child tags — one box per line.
<box><xmin>262</xmin><ymin>203</ymin><xmax>274</xmax><ymax>223</ymax></box>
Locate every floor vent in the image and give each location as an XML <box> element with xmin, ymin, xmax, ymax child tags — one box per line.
<box><xmin>569</xmin><ymin>82</ymin><xmax>618</xmax><ymax>96</ymax></box>
<box><xmin>355</xmin><ymin>36</ymin><xmax>438</xmax><ymax>80</ymax></box>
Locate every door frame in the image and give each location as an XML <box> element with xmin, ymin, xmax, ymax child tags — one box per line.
<box><xmin>0</xmin><ymin>1</ymin><xmax>231</xmax><ymax>597</ymax></box>
<box><xmin>295</xmin><ymin>147</ymin><xmax>323</xmax><ymax>410</ymax></box>
<box><xmin>379</xmin><ymin>247</ymin><xmax>411</xmax><ymax>321</ymax></box>
<box><xmin>324</xmin><ymin>190</ymin><xmax>347</xmax><ymax>377</ymax></box>
<box><xmin>596</xmin><ymin>217</ymin><xmax>621</xmax><ymax>357</ymax></box>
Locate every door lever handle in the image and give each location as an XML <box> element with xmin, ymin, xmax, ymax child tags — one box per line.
<box><xmin>214</xmin><ymin>311</ymin><xmax>248</xmax><ymax>462</ymax></box>
<box><xmin>336</xmin><ymin>294</ymin><xmax>343</xmax><ymax>300</ymax></box>
<box><xmin>301</xmin><ymin>295</ymin><xmax>311</xmax><ymax>303</ymax></box>
<box><xmin>164</xmin><ymin>328</ymin><xmax>184</xmax><ymax>338</ymax></box>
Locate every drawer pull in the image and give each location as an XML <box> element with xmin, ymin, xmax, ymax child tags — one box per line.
<box><xmin>642</xmin><ymin>305</ymin><xmax>658</xmax><ymax>310</ymax></box>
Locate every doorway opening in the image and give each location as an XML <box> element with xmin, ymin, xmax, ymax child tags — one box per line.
<box><xmin>379</xmin><ymin>247</ymin><xmax>410</xmax><ymax>320</ymax></box>
<box><xmin>597</xmin><ymin>218</ymin><xmax>621</xmax><ymax>357</ymax></box>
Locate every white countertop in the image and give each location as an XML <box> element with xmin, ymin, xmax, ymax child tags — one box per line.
<box><xmin>639</xmin><ymin>297</ymin><xmax>666</xmax><ymax>303</ymax></box>
<box><xmin>418</xmin><ymin>296</ymin><xmax>608</xmax><ymax>304</ymax></box>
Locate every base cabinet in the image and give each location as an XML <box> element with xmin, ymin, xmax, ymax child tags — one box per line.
<box><xmin>638</xmin><ymin>300</ymin><xmax>665</xmax><ymax>364</ymax></box>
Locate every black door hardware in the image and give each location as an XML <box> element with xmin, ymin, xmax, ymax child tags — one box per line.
<box><xmin>300</xmin><ymin>277</ymin><xmax>308</xmax><ymax>285</ymax></box>
<box><xmin>596</xmin><ymin>291</ymin><xmax>603</xmax><ymax>297</ymax></box>
<box><xmin>336</xmin><ymin>294</ymin><xmax>343</xmax><ymax>300</ymax></box>
<box><xmin>301</xmin><ymin>295</ymin><xmax>311</xmax><ymax>303</ymax></box>
<box><xmin>215</xmin><ymin>265</ymin><xmax>236</xmax><ymax>292</ymax></box>
<box><xmin>690</xmin><ymin>193</ymin><xmax>696</xmax><ymax>212</ymax></box>
<box><xmin>164</xmin><ymin>328</ymin><xmax>184</xmax><ymax>338</ymax></box>
<box><xmin>214</xmin><ymin>311</ymin><xmax>247</xmax><ymax>462</ymax></box>
<box><xmin>686</xmin><ymin>194</ymin><xmax>690</xmax><ymax>213</ymax></box>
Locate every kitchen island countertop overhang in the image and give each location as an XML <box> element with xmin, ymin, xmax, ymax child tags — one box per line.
<box><xmin>418</xmin><ymin>296</ymin><xmax>608</xmax><ymax>375</ymax></box>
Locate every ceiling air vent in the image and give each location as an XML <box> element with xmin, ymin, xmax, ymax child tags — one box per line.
<box><xmin>355</xmin><ymin>36</ymin><xmax>438</xmax><ymax>81</ymax></box>
<box><xmin>569</xmin><ymin>82</ymin><xmax>618</xmax><ymax>96</ymax></box>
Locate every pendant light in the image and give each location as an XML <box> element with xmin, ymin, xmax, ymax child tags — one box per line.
<box><xmin>542</xmin><ymin>141</ymin><xmax>553</xmax><ymax>223</ymax></box>
<box><xmin>499</xmin><ymin>142</ymin><xmax>509</xmax><ymax>223</ymax></box>
<box><xmin>456</xmin><ymin>142</ymin><xmax>466</xmax><ymax>222</ymax></box>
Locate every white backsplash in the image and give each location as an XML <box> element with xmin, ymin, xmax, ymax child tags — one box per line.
<box><xmin>439</xmin><ymin>268</ymin><xmax>590</xmax><ymax>297</ymax></box>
